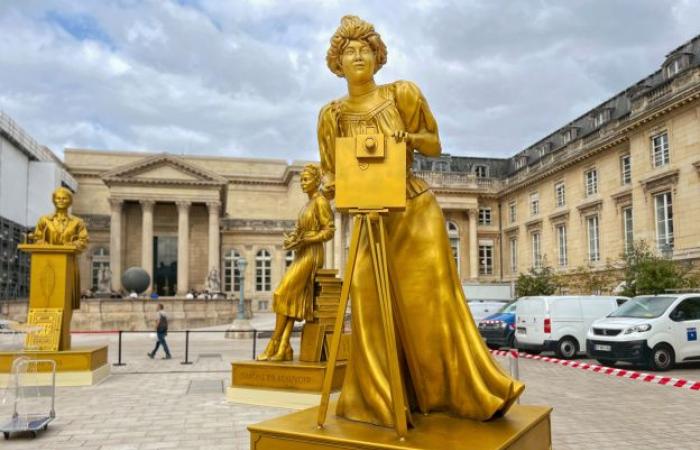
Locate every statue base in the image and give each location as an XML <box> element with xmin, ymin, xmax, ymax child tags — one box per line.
<box><xmin>248</xmin><ymin>401</ymin><xmax>552</xmax><ymax>450</ymax></box>
<box><xmin>228</xmin><ymin>360</ymin><xmax>346</xmax><ymax>409</ymax></box>
<box><xmin>0</xmin><ymin>346</ymin><xmax>110</xmax><ymax>387</ymax></box>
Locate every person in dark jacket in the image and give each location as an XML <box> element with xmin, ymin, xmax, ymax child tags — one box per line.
<box><xmin>148</xmin><ymin>303</ymin><xmax>171</xmax><ymax>359</ymax></box>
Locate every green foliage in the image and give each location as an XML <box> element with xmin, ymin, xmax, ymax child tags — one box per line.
<box><xmin>515</xmin><ymin>264</ymin><xmax>558</xmax><ymax>297</ymax></box>
<box><xmin>568</xmin><ymin>264</ymin><xmax>617</xmax><ymax>295</ymax></box>
<box><xmin>621</xmin><ymin>241</ymin><xmax>695</xmax><ymax>296</ymax></box>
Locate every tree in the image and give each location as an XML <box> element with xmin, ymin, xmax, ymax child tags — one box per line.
<box><xmin>515</xmin><ymin>264</ymin><xmax>558</xmax><ymax>297</ymax></box>
<box><xmin>621</xmin><ymin>241</ymin><xmax>696</xmax><ymax>297</ymax></box>
<box><xmin>567</xmin><ymin>263</ymin><xmax>618</xmax><ymax>295</ymax></box>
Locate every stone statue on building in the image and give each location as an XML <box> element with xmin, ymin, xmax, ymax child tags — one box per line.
<box><xmin>206</xmin><ymin>267</ymin><xmax>221</xmax><ymax>295</ymax></box>
<box><xmin>97</xmin><ymin>266</ymin><xmax>112</xmax><ymax>294</ymax></box>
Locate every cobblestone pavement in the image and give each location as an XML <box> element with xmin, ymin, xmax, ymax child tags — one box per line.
<box><xmin>0</xmin><ymin>314</ymin><xmax>698</xmax><ymax>449</ymax></box>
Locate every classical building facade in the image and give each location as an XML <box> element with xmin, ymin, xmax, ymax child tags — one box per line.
<box><xmin>5</xmin><ymin>34</ymin><xmax>700</xmax><ymax>307</ymax></box>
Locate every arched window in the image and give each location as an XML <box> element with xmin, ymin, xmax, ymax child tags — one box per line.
<box><xmin>446</xmin><ymin>221</ymin><xmax>460</xmax><ymax>275</ymax></box>
<box><xmin>285</xmin><ymin>250</ymin><xmax>295</xmax><ymax>270</ymax></box>
<box><xmin>223</xmin><ymin>250</ymin><xmax>241</xmax><ymax>293</ymax></box>
<box><xmin>91</xmin><ymin>247</ymin><xmax>110</xmax><ymax>289</ymax></box>
<box><xmin>256</xmin><ymin>249</ymin><xmax>272</xmax><ymax>292</ymax></box>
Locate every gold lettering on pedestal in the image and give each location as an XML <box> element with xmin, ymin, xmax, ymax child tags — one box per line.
<box><xmin>236</xmin><ymin>369</ymin><xmax>314</xmax><ymax>386</ymax></box>
<box><xmin>25</xmin><ymin>308</ymin><xmax>63</xmax><ymax>351</ymax></box>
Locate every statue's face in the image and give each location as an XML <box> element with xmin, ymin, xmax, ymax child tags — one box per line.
<box><xmin>340</xmin><ymin>40</ymin><xmax>376</xmax><ymax>83</ymax></box>
<box><xmin>300</xmin><ymin>171</ymin><xmax>318</xmax><ymax>194</ymax></box>
<box><xmin>53</xmin><ymin>190</ymin><xmax>72</xmax><ymax>210</ymax></box>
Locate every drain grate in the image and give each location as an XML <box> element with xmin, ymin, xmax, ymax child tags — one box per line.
<box><xmin>187</xmin><ymin>379</ymin><xmax>224</xmax><ymax>395</ymax></box>
<box><xmin>196</xmin><ymin>353</ymin><xmax>223</xmax><ymax>362</ymax></box>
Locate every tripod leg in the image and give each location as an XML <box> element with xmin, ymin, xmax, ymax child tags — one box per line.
<box><xmin>366</xmin><ymin>215</ymin><xmax>408</xmax><ymax>439</ymax></box>
<box><xmin>317</xmin><ymin>215</ymin><xmax>363</xmax><ymax>428</ymax></box>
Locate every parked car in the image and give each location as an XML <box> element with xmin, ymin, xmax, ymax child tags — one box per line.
<box><xmin>586</xmin><ymin>294</ymin><xmax>700</xmax><ymax>371</ymax></box>
<box><xmin>467</xmin><ymin>300</ymin><xmax>510</xmax><ymax>323</ymax></box>
<box><xmin>515</xmin><ymin>295</ymin><xmax>629</xmax><ymax>359</ymax></box>
<box><xmin>478</xmin><ymin>301</ymin><xmax>518</xmax><ymax>348</ymax></box>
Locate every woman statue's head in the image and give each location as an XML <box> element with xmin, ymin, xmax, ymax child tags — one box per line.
<box><xmin>326</xmin><ymin>15</ymin><xmax>387</xmax><ymax>80</ymax></box>
<box><xmin>52</xmin><ymin>187</ymin><xmax>74</xmax><ymax>210</ymax></box>
<box><xmin>300</xmin><ymin>164</ymin><xmax>322</xmax><ymax>194</ymax></box>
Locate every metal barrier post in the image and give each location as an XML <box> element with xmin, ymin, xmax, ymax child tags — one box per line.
<box><xmin>113</xmin><ymin>330</ymin><xmax>126</xmax><ymax>366</ymax></box>
<box><xmin>181</xmin><ymin>330</ymin><xmax>192</xmax><ymax>365</ymax></box>
<box><xmin>252</xmin><ymin>329</ymin><xmax>257</xmax><ymax>360</ymax></box>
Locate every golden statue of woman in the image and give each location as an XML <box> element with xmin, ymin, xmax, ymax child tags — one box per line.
<box><xmin>317</xmin><ymin>16</ymin><xmax>524</xmax><ymax>427</ymax></box>
<box><xmin>30</xmin><ymin>186</ymin><xmax>89</xmax><ymax>310</ymax></box>
<box><xmin>257</xmin><ymin>164</ymin><xmax>335</xmax><ymax>361</ymax></box>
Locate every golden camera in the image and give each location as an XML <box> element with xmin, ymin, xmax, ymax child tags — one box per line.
<box><xmin>335</xmin><ymin>132</ymin><xmax>406</xmax><ymax>212</ymax></box>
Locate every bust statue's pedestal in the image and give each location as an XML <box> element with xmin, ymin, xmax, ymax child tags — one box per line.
<box><xmin>0</xmin><ymin>244</ymin><xmax>109</xmax><ymax>386</ymax></box>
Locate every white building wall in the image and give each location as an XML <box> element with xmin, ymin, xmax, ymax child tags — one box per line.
<box><xmin>0</xmin><ymin>135</ymin><xmax>30</xmax><ymax>226</ymax></box>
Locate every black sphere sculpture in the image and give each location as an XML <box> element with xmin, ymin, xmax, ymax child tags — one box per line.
<box><xmin>121</xmin><ymin>267</ymin><xmax>151</xmax><ymax>294</ymax></box>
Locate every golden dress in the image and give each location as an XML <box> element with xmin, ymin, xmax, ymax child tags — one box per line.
<box><xmin>32</xmin><ymin>213</ymin><xmax>88</xmax><ymax>310</ymax></box>
<box><xmin>273</xmin><ymin>192</ymin><xmax>335</xmax><ymax>321</ymax></box>
<box><xmin>318</xmin><ymin>80</ymin><xmax>524</xmax><ymax>427</ymax></box>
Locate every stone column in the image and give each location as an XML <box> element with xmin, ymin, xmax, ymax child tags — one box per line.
<box><xmin>176</xmin><ymin>201</ymin><xmax>191</xmax><ymax>296</ymax></box>
<box><xmin>468</xmin><ymin>208</ymin><xmax>478</xmax><ymax>280</ymax></box>
<box><xmin>140</xmin><ymin>200</ymin><xmax>155</xmax><ymax>293</ymax></box>
<box><xmin>109</xmin><ymin>198</ymin><xmax>123</xmax><ymax>292</ymax></box>
<box><xmin>207</xmin><ymin>201</ymin><xmax>221</xmax><ymax>278</ymax></box>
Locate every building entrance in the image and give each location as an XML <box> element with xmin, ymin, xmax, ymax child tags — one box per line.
<box><xmin>154</xmin><ymin>236</ymin><xmax>177</xmax><ymax>296</ymax></box>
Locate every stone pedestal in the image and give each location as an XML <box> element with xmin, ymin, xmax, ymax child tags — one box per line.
<box><xmin>249</xmin><ymin>401</ymin><xmax>552</xmax><ymax>450</ymax></box>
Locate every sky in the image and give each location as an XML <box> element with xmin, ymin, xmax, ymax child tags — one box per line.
<box><xmin>1</xmin><ymin>0</ymin><xmax>699</xmax><ymax>162</ymax></box>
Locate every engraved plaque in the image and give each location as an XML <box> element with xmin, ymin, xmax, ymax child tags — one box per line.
<box><xmin>25</xmin><ymin>308</ymin><xmax>63</xmax><ymax>351</ymax></box>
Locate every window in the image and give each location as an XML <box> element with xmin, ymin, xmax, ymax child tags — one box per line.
<box><xmin>585</xmin><ymin>169</ymin><xmax>598</xmax><ymax>196</ymax></box>
<box><xmin>651</xmin><ymin>132</ymin><xmax>669</xmax><ymax>167</ymax></box>
<box><xmin>620</xmin><ymin>155</ymin><xmax>631</xmax><ymax>185</ymax></box>
<box><xmin>529</xmin><ymin>192</ymin><xmax>539</xmax><ymax>216</ymax></box>
<box><xmin>587</xmin><ymin>216</ymin><xmax>600</xmax><ymax>263</ymax></box>
<box><xmin>258</xmin><ymin>300</ymin><xmax>270</xmax><ymax>311</ymax></box>
<box><xmin>515</xmin><ymin>157</ymin><xmax>526</xmax><ymax>169</ymax></box>
<box><xmin>223</xmin><ymin>250</ymin><xmax>241</xmax><ymax>292</ymax></box>
<box><xmin>285</xmin><ymin>250</ymin><xmax>295</xmax><ymax>269</ymax></box>
<box><xmin>531</xmin><ymin>232</ymin><xmax>542</xmax><ymax>269</ymax></box>
<box><xmin>670</xmin><ymin>298</ymin><xmax>700</xmax><ymax>322</ymax></box>
<box><xmin>255</xmin><ymin>249</ymin><xmax>272</xmax><ymax>291</ymax></box>
<box><xmin>665</xmin><ymin>59</ymin><xmax>683</xmax><ymax>78</ymax></box>
<box><xmin>509</xmin><ymin>238</ymin><xmax>518</xmax><ymax>273</ymax></box>
<box><xmin>479</xmin><ymin>245</ymin><xmax>493</xmax><ymax>275</ymax></box>
<box><xmin>623</xmin><ymin>207</ymin><xmax>634</xmax><ymax>255</ymax></box>
<box><xmin>593</xmin><ymin>110</ymin><xmax>609</xmax><ymax>128</ymax></box>
<box><xmin>556</xmin><ymin>225</ymin><xmax>568</xmax><ymax>267</ymax></box>
<box><xmin>655</xmin><ymin>192</ymin><xmax>674</xmax><ymax>251</ymax></box>
<box><xmin>446</xmin><ymin>221</ymin><xmax>460</xmax><ymax>274</ymax></box>
<box><xmin>554</xmin><ymin>182</ymin><xmax>566</xmax><ymax>208</ymax></box>
<box><xmin>474</xmin><ymin>165</ymin><xmax>488</xmax><ymax>178</ymax></box>
<box><xmin>91</xmin><ymin>247</ymin><xmax>110</xmax><ymax>289</ymax></box>
<box><xmin>478</xmin><ymin>208</ymin><xmax>492</xmax><ymax>225</ymax></box>
<box><xmin>509</xmin><ymin>201</ymin><xmax>517</xmax><ymax>223</ymax></box>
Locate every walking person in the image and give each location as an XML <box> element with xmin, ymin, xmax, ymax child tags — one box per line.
<box><xmin>148</xmin><ymin>303</ymin><xmax>172</xmax><ymax>359</ymax></box>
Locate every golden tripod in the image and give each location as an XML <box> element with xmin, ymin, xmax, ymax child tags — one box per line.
<box><xmin>317</xmin><ymin>209</ymin><xmax>408</xmax><ymax>439</ymax></box>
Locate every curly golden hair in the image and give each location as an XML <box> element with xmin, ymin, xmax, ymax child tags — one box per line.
<box><xmin>302</xmin><ymin>163</ymin><xmax>322</xmax><ymax>187</ymax></box>
<box><xmin>326</xmin><ymin>15</ymin><xmax>387</xmax><ymax>78</ymax></box>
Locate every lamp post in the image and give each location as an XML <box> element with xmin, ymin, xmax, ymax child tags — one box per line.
<box><xmin>226</xmin><ymin>256</ymin><xmax>253</xmax><ymax>337</ymax></box>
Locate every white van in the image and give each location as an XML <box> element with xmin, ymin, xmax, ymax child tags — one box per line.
<box><xmin>515</xmin><ymin>296</ymin><xmax>628</xmax><ymax>359</ymax></box>
<box><xmin>586</xmin><ymin>294</ymin><xmax>700</xmax><ymax>371</ymax></box>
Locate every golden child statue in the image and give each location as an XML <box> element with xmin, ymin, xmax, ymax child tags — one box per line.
<box><xmin>317</xmin><ymin>16</ymin><xmax>524</xmax><ymax>427</ymax></box>
<box><xmin>257</xmin><ymin>164</ymin><xmax>335</xmax><ymax>361</ymax></box>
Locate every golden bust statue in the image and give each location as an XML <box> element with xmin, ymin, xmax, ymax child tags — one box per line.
<box><xmin>257</xmin><ymin>164</ymin><xmax>335</xmax><ymax>361</ymax></box>
<box><xmin>317</xmin><ymin>16</ymin><xmax>523</xmax><ymax>427</ymax></box>
<box><xmin>30</xmin><ymin>187</ymin><xmax>89</xmax><ymax>309</ymax></box>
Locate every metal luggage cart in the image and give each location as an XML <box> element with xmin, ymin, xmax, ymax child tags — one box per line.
<box><xmin>0</xmin><ymin>357</ymin><xmax>56</xmax><ymax>439</ymax></box>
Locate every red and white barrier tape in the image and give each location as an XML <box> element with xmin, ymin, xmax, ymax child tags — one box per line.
<box><xmin>489</xmin><ymin>349</ymin><xmax>700</xmax><ymax>391</ymax></box>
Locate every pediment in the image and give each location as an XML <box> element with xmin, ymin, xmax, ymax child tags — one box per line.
<box><xmin>101</xmin><ymin>153</ymin><xmax>227</xmax><ymax>186</ymax></box>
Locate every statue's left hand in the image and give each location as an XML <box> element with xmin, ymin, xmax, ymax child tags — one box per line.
<box><xmin>391</xmin><ymin>130</ymin><xmax>414</xmax><ymax>146</ymax></box>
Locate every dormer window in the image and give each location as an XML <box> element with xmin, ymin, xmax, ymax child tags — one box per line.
<box><xmin>474</xmin><ymin>165</ymin><xmax>488</xmax><ymax>178</ymax></box>
<box><xmin>514</xmin><ymin>156</ymin><xmax>527</xmax><ymax>170</ymax></box>
<box><xmin>592</xmin><ymin>108</ymin><xmax>612</xmax><ymax>128</ymax></box>
<box><xmin>664</xmin><ymin>53</ymin><xmax>692</xmax><ymax>79</ymax></box>
<box><xmin>561</xmin><ymin>127</ymin><xmax>579</xmax><ymax>145</ymax></box>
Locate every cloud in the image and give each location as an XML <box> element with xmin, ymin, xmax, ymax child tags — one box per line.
<box><xmin>0</xmin><ymin>0</ymin><xmax>698</xmax><ymax>161</ymax></box>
